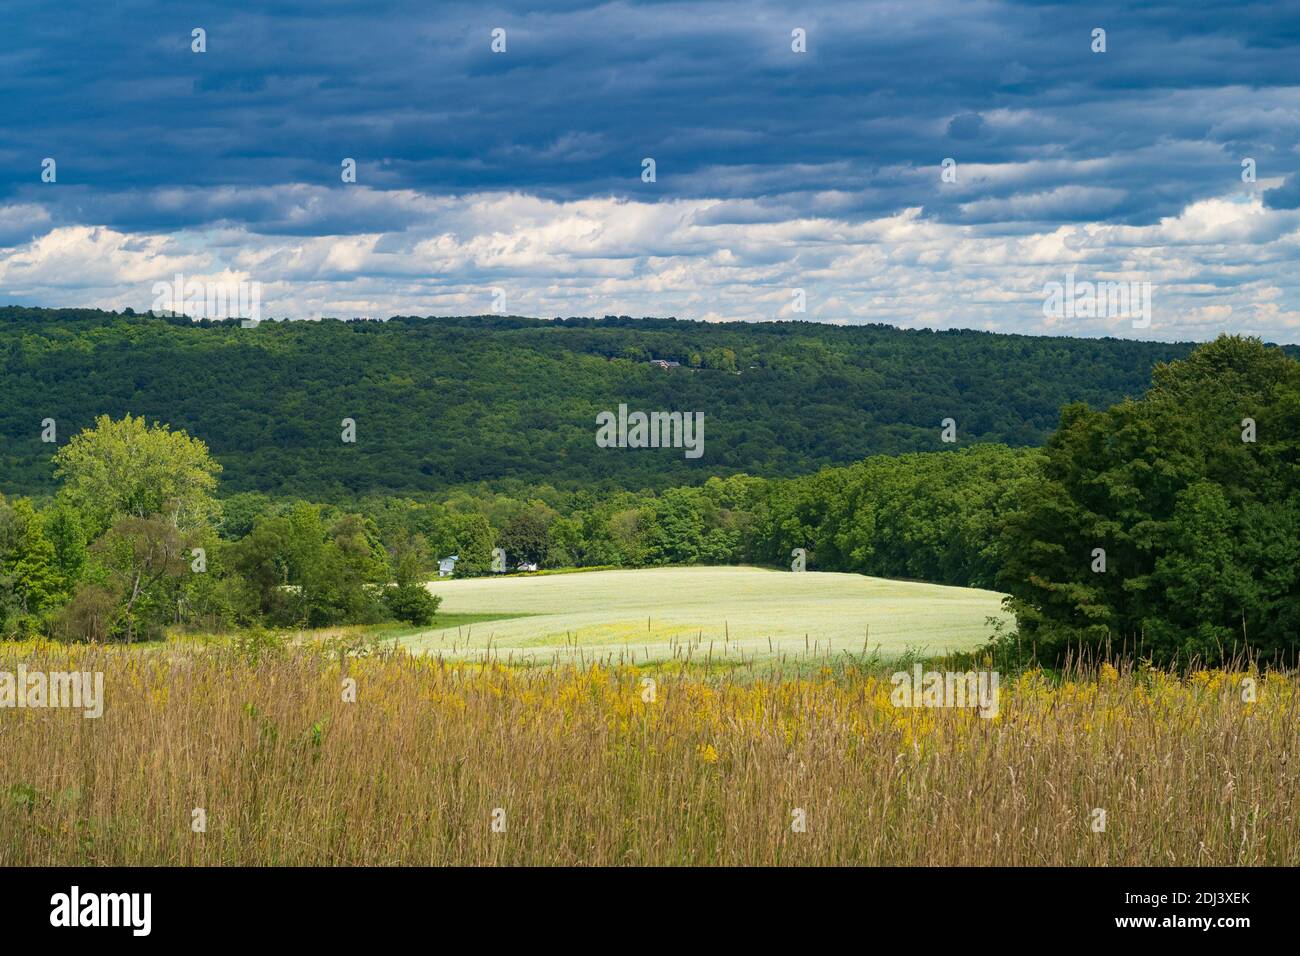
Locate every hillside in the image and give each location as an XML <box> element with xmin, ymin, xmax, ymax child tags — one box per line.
<box><xmin>0</xmin><ymin>307</ymin><xmax>1207</xmax><ymax>496</ymax></box>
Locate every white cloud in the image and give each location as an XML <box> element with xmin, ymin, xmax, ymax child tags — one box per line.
<box><xmin>2</xmin><ymin>186</ymin><xmax>1298</xmax><ymax>342</ymax></box>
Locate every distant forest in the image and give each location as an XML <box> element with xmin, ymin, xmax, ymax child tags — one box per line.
<box><xmin>0</xmin><ymin>307</ymin><xmax>1228</xmax><ymax>497</ymax></box>
<box><xmin>1</xmin><ymin>308</ymin><xmax>1295</xmax><ymax>663</ymax></box>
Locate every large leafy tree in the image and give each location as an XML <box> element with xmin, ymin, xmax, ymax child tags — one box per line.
<box><xmin>53</xmin><ymin>414</ymin><xmax>222</xmax><ymax>537</ymax></box>
<box><xmin>498</xmin><ymin>508</ymin><xmax>554</xmax><ymax>566</ymax></box>
<box><xmin>451</xmin><ymin>512</ymin><xmax>495</xmax><ymax>576</ymax></box>
<box><xmin>999</xmin><ymin>336</ymin><xmax>1300</xmax><ymax>664</ymax></box>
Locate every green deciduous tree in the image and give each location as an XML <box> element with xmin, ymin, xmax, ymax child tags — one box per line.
<box><xmin>451</xmin><ymin>513</ymin><xmax>495</xmax><ymax>577</ymax></box>
<box><xmin>53</xmin><ymin>414</ymin><xmax>222</xmax><ymax>537</ymax></box>
<box><xmin>230</xmin><ymin>505</ymin><xmax>389</xmax><ymax>627</ymax></box>
<box><xmin>91</xmin><ymin>515</ymin><xmax>189</xmax><ymax>642</ymax></box>
<box><xmin>6</xmin><ymin>499</ymin><xmax>62</xmax><ymax>622</ymax></box>
<box><xmin>999</xmin><ymin>336</ymin><xmax>1300</xmax><ymax>664</ymax></box>
<box><xmin>498</xmin><ymin>508</ymin><xmax>553</xmax><ymax>566</ymax></box>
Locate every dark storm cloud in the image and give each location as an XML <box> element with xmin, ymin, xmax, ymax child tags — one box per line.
<box><xmin>1265</xmin><ymin>174</ymin><xmax>1300</xmax><ymax>210</ymax></box>
<box><xmin>0</xmin><ymin>0</ymin><xmax>1296</xmax><ymax>237</ymax></box>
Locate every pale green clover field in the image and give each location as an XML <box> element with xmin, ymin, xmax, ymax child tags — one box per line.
<box><xmin>402</xmin><ymin>566</ymin><xmax>1009</xmax><ymax>664</ymax></box>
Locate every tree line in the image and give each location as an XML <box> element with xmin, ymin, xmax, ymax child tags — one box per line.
<box><xmin>0</xmin><ymin>415</ymin><xmax>440</xmax><ymax>642</ymax></box>
<box><xmin>1</xmin><ymin>330</ymin><xmax>1294</xmax><ymax>666</ymax></box>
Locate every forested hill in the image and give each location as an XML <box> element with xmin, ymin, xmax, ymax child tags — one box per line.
<box><xmin>0</xmin><ymin>306</ymin><xmax>1213</xmax><ymax>496</ymax></box>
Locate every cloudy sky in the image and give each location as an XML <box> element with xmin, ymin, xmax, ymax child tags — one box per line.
<box><xmin>2</xmin><ymin>0</ymin><xmax>1298</xmax><ymax>341</ymax></box>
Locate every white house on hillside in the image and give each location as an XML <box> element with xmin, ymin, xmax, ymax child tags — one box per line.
<box><xmin>438</xmin><ymin>554</ymin><xmax>458</xmax><ymax>577</ymax></box>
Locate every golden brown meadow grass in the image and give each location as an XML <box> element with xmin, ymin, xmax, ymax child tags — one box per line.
<box><xmin>2</xmin><ymin>640</ymin><xmax>1297</xmax><ymax>866</ymax></box>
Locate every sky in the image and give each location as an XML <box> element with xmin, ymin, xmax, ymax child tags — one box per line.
<box><xmin>1</xmin><ymin>0</ymin><xmax>1298</xmax><ymax>341</ymax></box>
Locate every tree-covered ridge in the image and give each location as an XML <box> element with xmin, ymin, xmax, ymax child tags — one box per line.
<box><xmin>0</xmin><ymin>307</ymin><xmax>1210</xmax><ymax>496</ymax></box>
<box><xmin>1</xmin><ymin>334</ymin><xmax>1295</xmax><ymax>663</ymax></box>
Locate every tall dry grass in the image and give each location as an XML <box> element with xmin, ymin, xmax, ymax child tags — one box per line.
<box><xmin>2</xmin><ymin>641</ymin><xmax>1297</xmax><ymax>865</ymax></box>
